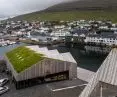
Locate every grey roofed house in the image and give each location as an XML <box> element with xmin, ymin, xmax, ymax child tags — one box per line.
<box><xmin>5</xmin><ymin>45</ymin><xmax>77</xmax><ymax>84</ymax></box>
<box><xmin>72</xmin><ymin>28</ymin><xmax>89</xmax><ymax>35</ymax></box>
<box><xmin>79</xmin><ymin>48</ymin><xmax>117</xmax><ymax>97</ymax></box>
<box><xmin>88</xmin><ymin>33</ymin><xmax>117</xmax><ymax>39</ymax></box>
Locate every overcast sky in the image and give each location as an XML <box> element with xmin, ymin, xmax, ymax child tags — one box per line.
<box><xmin>0</xmin><ymin>0</ymin><xmax>71</xmax><ymax>18</ymax></box>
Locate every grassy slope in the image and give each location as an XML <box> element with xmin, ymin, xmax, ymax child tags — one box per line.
<box><xmin>11</xmin><ymin>11</ymin><xmax>117</xmax><ymax>23</ymax></box>
<box><xmin>6</xmin><ymin>46</ymin><xmax>44</xmax><ymax>73</ymax></box>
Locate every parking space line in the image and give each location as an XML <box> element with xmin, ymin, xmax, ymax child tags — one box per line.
<box><xmin>47</xmin><ymin>84</ymin><xmax>87</xmax><ymax>92</ymax></box>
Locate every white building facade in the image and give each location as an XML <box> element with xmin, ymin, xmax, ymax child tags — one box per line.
<box><xmin>85</xmin><ymin>34</ymin><xmax>117</xmax><ymax>46</ymax></box>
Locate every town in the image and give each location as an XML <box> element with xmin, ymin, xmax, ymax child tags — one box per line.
<box><xmin>0</xmin><ymin>19</ymin><xmax>117</xmax><ymax>97</ymax></box>
<box><xmin>0</xmin><ymin>20</ymin><xmax>117</xmax><ymax>47</ymax></box>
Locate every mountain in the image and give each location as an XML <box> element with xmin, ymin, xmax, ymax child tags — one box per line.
<box><xmin>45</xmin><ymin>0</ymin><xmax>117</xmax><ymax>11</ymax></box>
<box><xmin>8</xmin><ymin>0</ymin><xmax>117</xmax><ymax>21</ymax></box>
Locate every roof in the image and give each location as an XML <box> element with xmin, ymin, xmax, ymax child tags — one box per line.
<box><xmin>26</xmin><ymin>45</ymin><xmax>77</xmax><ymax>64</ymax></box>
<box><xmin>6</xmin><ymin>45</ymin><xmax>77</xmax><ymax>73</ymax></box>
<box><xmin>6</xmin><ymin>46</ymin><xmax>44</xmax><ymax>73</ymax></box>
<box><xmin>79</xmin><ymin>48</ymin><xmax>117</xmax><ymax>97</ymax></box>
<box><xmin>72</xmin><ymin>28</ymin><xmax>88</xmax><ymax>35</ymax></box>
<box><xmin>88</xmin><ymin>34</ymin><xmax>117</xmax><ymax>39</ymax></box>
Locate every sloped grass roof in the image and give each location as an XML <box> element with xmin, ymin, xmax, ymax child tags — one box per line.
<box><xmin>6</xmin><ymin>46</ymin><xmax>44</xmax><ymax>73</ymax></box>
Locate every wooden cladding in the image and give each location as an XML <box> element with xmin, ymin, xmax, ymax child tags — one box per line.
<box><xmin>7</xmin><ymin>58</ymin><xmax>77</xmax><ymax>81</ymax></box>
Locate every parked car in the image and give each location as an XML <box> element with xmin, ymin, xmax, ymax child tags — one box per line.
<box><xmin>0</xmin><ymin>86</ymin><xmax>9</xmax><ymax>95</ymax></box>
<box><xmin>0</xmin><ymin>78</ymin><xmax>9</xmax><ymax>86</ymax></box>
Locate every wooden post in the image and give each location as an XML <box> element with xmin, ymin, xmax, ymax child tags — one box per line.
<box><xmin>100</xmin><ymin>84</ymin><xmax>103</xmax><ymax>97</ymax></box>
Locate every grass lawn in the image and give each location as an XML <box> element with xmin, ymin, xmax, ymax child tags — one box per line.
<box><xmin>15</xmin><ymin>10</ymin><xmax>117</xmax><ymax>23</ymax></box>
<box><xmin>6</xmin><ymin>46</ymin><xmax>44</xmax><ymax>73</ymax></box>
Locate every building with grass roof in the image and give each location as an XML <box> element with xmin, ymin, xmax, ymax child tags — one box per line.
<box><xmin>5</xmin><ymin>45</ymin><xmax>77</xmax><ymax>89</ymax></box>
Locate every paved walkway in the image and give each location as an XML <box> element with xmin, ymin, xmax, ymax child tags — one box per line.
<box><xmin>77</xmin><ymin>67</ymin><xmax>95</xmax><ymax>82</ymax></box>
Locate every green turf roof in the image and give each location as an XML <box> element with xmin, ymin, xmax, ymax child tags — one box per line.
<box><xmin>6</xmin><ymin>46</ymin><xmax>44</xmax><ymax>73</ymax></box>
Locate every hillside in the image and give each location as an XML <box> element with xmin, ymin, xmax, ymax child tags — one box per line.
<box><xmin>9</xmin><ymin>0</ymin><xmax>117</xmax><ymax>22</ymax></box>
<box><xmin>45</xmin><ymin>0</ymin><xmax>117</xmax><ymax>11</ymax></box>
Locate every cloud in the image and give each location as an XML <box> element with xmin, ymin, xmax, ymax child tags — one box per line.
<box><xmin>0</xmin><ymin>0</ymin><xmax>70</xmax><ymax>17</ymax></box>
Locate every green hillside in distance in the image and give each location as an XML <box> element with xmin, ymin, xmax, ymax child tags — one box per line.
<box><xmin>9</xmin><ymin>0</ymin><xmax>117</xmax><ymax>22</ymax></box>
<box><xmin>10</xmin><ymin>11</ymin><xmax>117</xmax><ymax>23</ymax></box>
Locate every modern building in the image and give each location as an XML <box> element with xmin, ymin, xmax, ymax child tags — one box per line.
<box><xmin>5</xmin><ymin>45</ymin><xmax>77</xmax><ymax>89</ymax></box>
<box><xmin>79</xmin><ymin>48</ymin><xmax>117</xmax><ymax>97</ymax></box>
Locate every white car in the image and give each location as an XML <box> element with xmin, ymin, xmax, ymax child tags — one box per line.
<box><xmin>0</xmin><ymin>78</ymin><xmax>9</xmax><ymax>86</ymax></box>
<box><xmin>0</xmin><ymin>86</ymin><xmax>9</xmax><ymax>95</ymax></box>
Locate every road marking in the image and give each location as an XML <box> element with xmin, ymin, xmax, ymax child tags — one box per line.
<box><xmin>49</xmin><ymin>84</ymin><xmax>87</xmax><ymax>92</ymax></box>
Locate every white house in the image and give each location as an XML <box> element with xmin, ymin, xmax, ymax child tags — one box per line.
<box><xmin>111</xmin><ymin>27</ymin><xmax>117</xmax><ymax>33</ymax></box>
<box><xmin>85</xmin><ymin>34</ymin><xmax>117</xmax><ymax>46</ymax></box>
<box><xmin>99</xmin><ymin>26</ymin><xmax>109</xmax><ymax>30</ymax></box>
<box><xmin>50</xmin><ymin>30</ymin><xmax>70</xmax><ymax>37</ymax></box>
<box><xmin>54</xmin><ymin>25</ymin><xmax>65</xmax><ymax>29</ymax></box>
<box><xmin>38</xmin><ymin>27</ymin><xmax>49</xmax><ymax>34</ymax></box>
